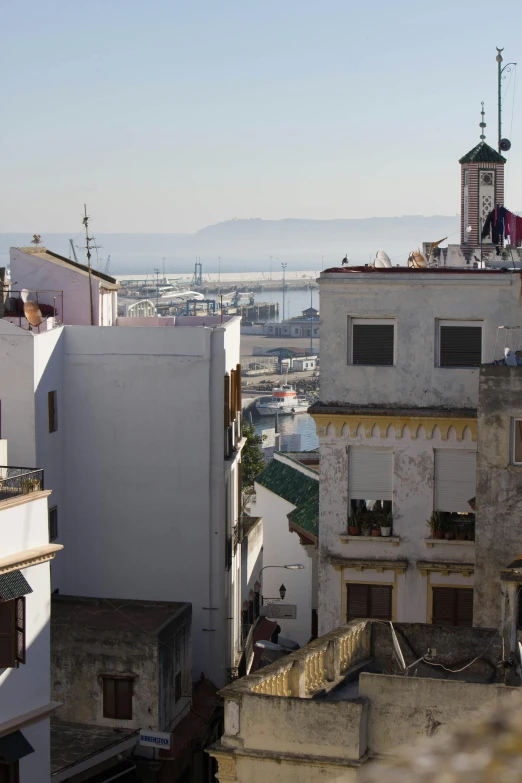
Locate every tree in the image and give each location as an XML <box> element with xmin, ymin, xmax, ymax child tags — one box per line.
<box><xmin>241</xmin><ymin>420</ymin><xmax>265</xmax><ymax>490</ymax></box>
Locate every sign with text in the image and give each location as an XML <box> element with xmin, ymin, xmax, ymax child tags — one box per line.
<box><xmin>139</xmin><ymin>730</ymin><xmax>172</xmax><ymax>749</ymax></box>
<box><xmin>260</xmin><ymin>604</ymin><xmax>297</xmax><ymax>619</ymax></box>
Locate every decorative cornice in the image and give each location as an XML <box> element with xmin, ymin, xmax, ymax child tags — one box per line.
<box><xmin>311</xmin><ymin>412</ymin><xmax>477</xmax><ymax>441</ymax></box>
<box><xmin>0</xmin><ymin>701</ymin><xmax>62</xmax><ymax>738</ymax></box>
<box><xmin>0</xmin><ymin>544</ymin><xmax>63</xmax><ymax>574</ymax></box>
<box><xmin>330</xmin><ymin>558</ymin><xmax>407</xmax><ymax>574</ymax></box>
<box><xmin>0</xmin><ymin>489</ymin><xmax>52</xmax><ymax>510</ymax></box>
<box><xmin>417</xmin><ymin>561</ymin><xmax>474</xmax><ymax>577</ymax></box>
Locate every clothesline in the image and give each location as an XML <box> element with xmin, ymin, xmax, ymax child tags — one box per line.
<box><xmin>481</xmin><ymin>206</ymin><xmax>522</xmax><ymax>247</ymax></box>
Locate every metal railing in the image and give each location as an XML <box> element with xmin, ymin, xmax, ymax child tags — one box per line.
<box><xmin>0</xmin><ymin>467</ymin><xmax>44</xmax><ymax>501</ymax></box>
<box><xmin>1</xmin><ymin>289</ymin><xmax>64</xmax><ymax>328</ymax></box>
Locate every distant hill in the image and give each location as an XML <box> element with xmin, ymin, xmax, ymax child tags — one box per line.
<box><xmin>0</xmin><ymin>215</ymin><xmax>460</xmax><ymax>273</ymax></box>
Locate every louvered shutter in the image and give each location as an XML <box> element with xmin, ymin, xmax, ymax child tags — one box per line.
<box><xmin>103</xmin><ymin>678</ymin><xmax>116</xmax><ymax>718</ymax></box>
<box><xmin>0</xmin><ymin>601</ymin><xmax>15</xmax><ymax>668</ymax></box>
<box><xmin>369</xmin><ymin>586</ymin><xmax>392</xmax><ymax>620</ymax></box>
<box><xmin>440</xmin><ymin>326</ymin><xmax>482</xmax><ymax>367</ymax></box>
<box><xmin>346</xmin><ymin>584</ymin><xmax>369</xmax><ymax>621</ymax></box>
<box><xmin>432</xmin><ymin>588</ymin><xmax>456</xmax><ymax>626</ymax></box>
<box><xmin>434</xmin><ymin>451</ymin><xmax>476</xmax><ymax>512</ymax></box>
<box><xmin>116</xmin><ymin>679</ymin><xmax>133</xmax><ymax>719</ymax></box>
<box><xmin>350</xmin><ymin>448</ymin><xmax>393</xmax><ymax>501</ymax></box>
<box><xmin>353</xmin><ymin>324</ymin><xmax>394</xmax><ymax>365</ymax></box>
<box><xmin>15</xmin><ymin>599</ymin><xmax>25</xmax><ymax>665</ymax></box>
<box><xmin>455</xmin><ymin>589</ymin><xmax>474</xmax><ymax>627</ymax></box>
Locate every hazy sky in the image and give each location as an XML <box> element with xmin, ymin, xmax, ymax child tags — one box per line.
<box><xmin>1</xmin><ymin>0</ymin><xmax>521</xmax><ymax>233</ymax></box>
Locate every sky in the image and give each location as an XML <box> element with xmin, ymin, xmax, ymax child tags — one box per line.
<box><xmin>1</xmin><ymin>0</ymin><xmax>521</xmax><ymax>234</ymax></box>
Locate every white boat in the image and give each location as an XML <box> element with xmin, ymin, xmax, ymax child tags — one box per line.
<box><xmin>255</xmin><ymin>384</ymin><xmax>310</xmax><ymax>417</ymax></box>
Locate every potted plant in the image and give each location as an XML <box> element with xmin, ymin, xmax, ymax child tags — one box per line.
<box><xmin>380</xmin><ymin>512</ymin><xmax>393</xmax><ymax>537</ymax></box>
<box><xmin>427</xmin><ymin>510</ymin><xmax>445</xmax><ymax>540</ymax></box>
<box><xmin>348</xmin><ymin>509</ymin><xmax>361</xmax><ymax>536</ymax></box>
<box><xmin>455</xmin><ymin>518</ymin><xmax>467</xmax><ymax>540</ymax></box>
<box><xmin>466</xmin><ymin>517</ymin><xmax>475</xmax><ymax>541</ymax></box>
<box><xmin>445</xmin><ymin>523</ymin><xmax>455</xmax><ymax>541</ymax></box>
<box><xmin>20</xmin><ymin>478</ymin><xmax>41</xmax><ymax>494</ymax></box>
<box><xmin>361</xmin><ymin>517</ymin><xmax>373</xmax><ymax>537</ymax></box>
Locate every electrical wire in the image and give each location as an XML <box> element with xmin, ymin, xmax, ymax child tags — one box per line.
<box><xmin>420</xmin><ymin>629</ymin><xmax>500</xmax><ymax>673</ymax></box>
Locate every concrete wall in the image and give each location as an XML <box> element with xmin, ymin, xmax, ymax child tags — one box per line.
<box><xmin>474</xmin><ymin>366</ymin><xmax>522</xmax><ymax>627</ymax></box>
<box><xmin>360</xmin><ymin>673</ymin><xmax>517</xmax><ymax>754</ymax></box>
<box><xmin>318</xmin><ymin>428</ymin><xmax>476</xmax><ymax>635</ymax></box>
<box><xmin>318</xmin><ymin>271</ymin><xmax>521</xmax><ymax>408</ymax></box>
<box><xmin>10</xmin><ymin>247</ymin><xmax>107</xmax><ymax>326</ymax></box>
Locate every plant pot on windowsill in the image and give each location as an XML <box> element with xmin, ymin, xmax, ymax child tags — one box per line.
<box><xmin>371</xmin><ymin>527</ymin><xmax>381</xmax><ymax>537</ymax></box>
<box><xmin>433</xmin><ymin>530</ymin><xmax>444</xmax><ymax>539</ymax></box>
<box><xmin>445</xmin><ymin>530</ymin><xmax>455</xmax><ymax>540</ymax></box>
<box><xmin>362</xmin><ymin>526</ymin><xmax>372</xmax><ymax>538</ymax></box>
<box><xmin>380</xmin><ymin>526</ymin><xmax>392</xmax><ymax>537</ymax></box>
<box><xmin>455</xmin><ymin>532</ymin><xmax>467</xmax><ymax>541</ymax></box>
<box><xmin>348</xmin><ymin>526</ymin><xmax>361</xmax><ymax>536</ymax></box>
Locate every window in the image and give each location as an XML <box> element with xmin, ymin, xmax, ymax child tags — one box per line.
<box><xmin>102</xmin><ymin>677</ymin><xmax>133</xmax><ymax>720</ymax></box>
<box><xmin>48</xmin><ymin>506</ymin><xmax>58</xmax><ymax>542</ymax></box>
<box><xmin>351</xmin><ymin>319</ymin><xmax>394</xmax><ymax>366</ymax></box>
<box><xmin>0</xmin><ymin>760</ymin><xmax>19</xmax><ymax>783</ymax></box>
<box><xmin>434</xmin><ymin>450</ymin><xmax>476</xmax><ymax>513</ymax></box>
<box><xmin>175</xmin><ymin>671</ymin><xmax>182</xmax><ymax>702</ymax></box>
<box><xmin>0</xmin><ymin>599</ymin><xmax>25</xmax><ymax>668</ymax></box>
<box><xmin>349</xmin><ymin>448</ymin><xmax>393</xmax><ymax>513</ymax></box>
<box><xmin>48</xmin><ymin>391</ymin><xmax>58</xmax><ymax>433</ymax></box>
<box><xmin>512</xmin><ymin>419</ymin><xmax>522</xmax><ymax>465</ymax></box>
<box><xmin>432</xmin><ymin>587</ymin><xmax>473</xmax><ymax>627</ymax></box>
<box><xmin>346</xmin><ymin>584</ymin><xmax>392</xmax><ymax>621</ymax></box>
<box><xmin>438</xmin><ymin>322</ymin><xmax>482</xmax><ymax>368</ymax></box>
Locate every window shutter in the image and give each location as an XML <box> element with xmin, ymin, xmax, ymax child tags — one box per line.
<box><xmin>230</xmin><ymin>370</ymin><xmax>237</xmax><ymax>420</ymax></box>
<box><xmin>432</xmin><ymin>588</ymin><xmax>456</xmax><ymax>626</ymax></box>
<box><xmin>103</xmin><ymin>679</ymin><xmax>116</xmax><ymax>718</ymax></box>
<box><xmin>455</xmin><ymin>589</ymin><xmax>474</xmax><ymax>627</ymax></box>
<box><xmin>434</xmin><ymin>451</ymin><xmax>476</xmax><ymax>512</ymax></box>
<box><xmin>350</xmin><ymin>448</ymin><xmax>393</xmax><ymax>500</ymax></box>
<box><xmin>15</xmin><ymin>599</ymin><xmax>25</xmax><ymax>665</ymax></box>
<box><xmin>353</xmin><ymin>324</ymin><xmax>394</xmax><ymax>366</ymax></box>
<box><xmin>116</xmin><ymin>679</ymin><xmax>133</xmax><ymax>720</ymax></box>
<box><xmin>346</xmin><ymin>584</ymin><xmax>369</xmax><ymax>621</ymax></box>
<box><xmin>224</xmin><ymin>375</ymin><xmax>230</xmax><ymax>429</ymax></box>
<box><xmin>48</xmin><ymin>391</ymin><xmax>57</xmax><ymax>433</ymax></box>
<box><xmin>236</xmin><ymin>363</ymin><xmax>242</xmax><ymax>413</ymax></box>
<box><xmin>0</xmin><ymin>601</ymin><xmax>16</xmax><ymax>668</ymax></box>
<box><xmin>369</xmin><ymin>585</ymin><xmax>392</xmax><ymax>620</ymax></box>
<box><xmin>440</xmin><ymin>326</ymin><xmax>482</xmax><ymax>367</ymax></box>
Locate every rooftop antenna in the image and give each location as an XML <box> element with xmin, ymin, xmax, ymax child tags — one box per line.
<box><xmin>31</xmin><ymin>234</ymin><xmax>42</xmax><ymax>246</ymax></box>
<box><xmin>479</xmin><ymin>101</ymin><xmax>486</xmax><ymax>141</ymax></box>
<box><xmin>496</xmin><ymin>47</ymin><xmax>516</xmax><ymax>153</ymax></box>
<box><xmin>82</xmin><ymin>205</ymin><xmax>95</xmax><ymax>326</ymax></box>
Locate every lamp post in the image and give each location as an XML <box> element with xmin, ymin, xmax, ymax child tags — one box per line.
<box><xmin>154</xmin><ymin>268</ymin><xmax>160</xmax><ymax>315</ymax></box>
<box><xmin>308</xmin><ymin>283</ymin><xmax>314</xmax><ymax>357</ymax></box>
<box><xmin>281</xmin><ymin>263</ymin><xmax>287</xmax><ymax>321</ymax></box>
<box><xmin>496</xmin><ymin>48</ymin><xmax>517</xmax><ymax>153</ymax></box>
<box><xmin>259</xmin><ymin>564</ymin><xmax>304</xmax><ymax>605</ymax></box>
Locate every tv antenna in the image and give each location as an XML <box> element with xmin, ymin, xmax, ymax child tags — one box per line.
<box><xmin>82</xmin><ymin>204</ymin><xmax>95</xmax><ymax>325</ymax></box>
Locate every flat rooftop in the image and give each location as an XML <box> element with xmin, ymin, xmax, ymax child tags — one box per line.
<box><xmin>322</xmin><ymin>266</ymin><xmax>518</xmax><ymax>276</ymax></box>
<box><xmin>51</xmin><ymin>595</ymin><xmax>188</xmax><ymax>633</ymax></box>
<box><xmin>51</xmin><ymin>718</ymin><xmax>136</xmax><ymax>776</ymax></box>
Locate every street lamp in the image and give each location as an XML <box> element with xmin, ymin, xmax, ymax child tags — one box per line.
<box><xmin>259</xmin><ymin>564</ymin><xmax>304</xmax><ymax>605</ymax></box>
<box><xmin>281</xmin><ymin>263</ymin><xmax>287</xmax><ymax>320</ymax></box>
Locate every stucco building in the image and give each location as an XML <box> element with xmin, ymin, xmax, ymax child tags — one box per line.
<box><xmin>0</xmin><ymin>446</ymin><xmax>62</xmax><ymax>782</ymax></box>
<box><xmin>0</xmin><ymin>250</ymin><xmax>244</xmax><ymax>688</ymax></box>
<box><xmin>310</xmin><ymin>266</ymin><xmax>522</xmax><ymax>635</ymax></box>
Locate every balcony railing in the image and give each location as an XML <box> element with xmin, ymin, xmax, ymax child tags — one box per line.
<box><xmin>0</xmin><ymin>467</ymin><xmax>44</xmax><ymax>501</ymax></box>
<box><xmin>224</xmin><ymin>412</ymin><xmax>242</xmax><ymax>459</ymax></box>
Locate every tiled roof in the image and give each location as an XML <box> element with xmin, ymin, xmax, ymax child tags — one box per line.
<box><xmin>255</xmin><ymin>458</ymin><xmax>318</xmax><ymax>508</ymax></box>
<box><xmin>459</xmin><ymin>142</ymin><xmax>506</xmax><ymax>164</ymax></box>
<box><xmin>287</xmin><ymin>495</ymin><xmax>319</xmax><ymax>540</ymax></box>
<box><xmin>256</xmin><ymin>457</ymin><xmax>319</xmax><ymax>541</ymax></box>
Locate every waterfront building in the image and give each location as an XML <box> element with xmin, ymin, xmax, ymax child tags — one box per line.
<box><xmin>0</xmin><ymin>444</ymin><xmax>63</xmax><ymax>782</ymax></box>
<box><xmin>263</xmin><ymin>307</ymin><xmax>320</xmax><ymax>338</ymax></box>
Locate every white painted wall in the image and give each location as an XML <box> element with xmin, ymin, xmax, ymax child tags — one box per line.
<box><xmin>251</xmin><ymin>457</ymin><xmax>316</xmax><ymax>647</ymax></box>
<box><xmin>10</xmin><ymin>247</ymin><xmax>114</xmax><ymax>326</ymax></box>
<box><xmin>0</xmin><ymin>494</ymin><xmax>53</xmax><ymax>783</ymax></box>
<box><xmin>0</xmin><ymin>320</ymin><xmax>37</xmax><ymax>467</ymax></box>
<box><xmin>319</xmin><ymin>270</ymin><xmax>522</xmax><ymax>408</ymax></box>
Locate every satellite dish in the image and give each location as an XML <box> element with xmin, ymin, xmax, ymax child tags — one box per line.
<box><xmin>390</xmin><ymin>622</ymin><xmax>406</xmax><ymax>670</ymax></box>
<box><xmin>20</xmin><ymin>289</ymin><xmax>45</xmax><ymax>329</ymax></box>
<box><xmin>375</xmin><ymin>250</ymin><xmax>392</xmax><ymax>267</ymax></box>
<box><xmin>500</xmin><ymin>138</ymin><xmax>511</xmax><ymax>152</ymax></box>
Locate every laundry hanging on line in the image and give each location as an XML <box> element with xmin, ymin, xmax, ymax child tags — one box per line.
<box><xmin>481</xmin><ymin>206</ymin><xmax>522</xmax><ymax>247</ymax></box>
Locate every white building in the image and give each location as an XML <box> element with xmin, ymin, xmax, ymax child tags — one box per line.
<box><xmin>9</xmin><ymin>246</ymin><xmax>119</xmax><ymax>326</ymax></box>
<box><xmin>250</xmin><ymin>452</ymin><xmax>318</xmax><ymax>646</ymax></box>
<box><xmin>0</xmin><ymin>448</ymin><xmax>62</xmax><ymax>782</ymax></box>
<box><xmin>0</xmin><ymin>304</ymin><xmax>244</xmax><ymax>687</ymax></box>
<box><xmin>310</xmin><ymin>266</ymin><xmax>522</xmax><ymax>636</ymax></box>
<box><xmin>117</xmin><ymin>297</ymin><xmax>156</xmax><ymax>318</ymax></box>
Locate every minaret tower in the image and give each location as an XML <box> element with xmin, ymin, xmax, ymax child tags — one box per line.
<box><xmin>459</xmin><ymin>103</ymin><xmax>506</xmax><ymax>250</ymax></box>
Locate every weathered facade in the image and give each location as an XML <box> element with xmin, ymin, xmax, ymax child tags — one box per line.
<box><xmin>311</xmin><ymin>266</ymin><xmax>522</xmax><ymax>635</ymax></box>
<box><xmin>474</xmin><ymin>365</ymin><xmax>522</xmax><ymax>630</ymax></box>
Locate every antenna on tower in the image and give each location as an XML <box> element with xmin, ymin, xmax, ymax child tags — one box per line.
<box><xmin>479</xmin><ymin>102</ymin><xmax>486</xmax><ymax>141</ymax></box>
<box><xmin>82</xmin><ymin>204</ymin><xmax>95</xmax><ymax>326</ymax></box>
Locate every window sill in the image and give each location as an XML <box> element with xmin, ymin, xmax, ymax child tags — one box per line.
<box><xmin>425</xmin><ymin>538</ymin><xmax>475</xmax><ymax>548</ymax></box>
<box><xmin>340</xmin><ymin>535</ymin><xmax>400</xmax><ymax>547</ymax></box>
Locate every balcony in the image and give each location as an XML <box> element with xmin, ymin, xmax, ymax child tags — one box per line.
<box><xmin>0</xmin><ymin>467</ymin><xmax>44</xmax><ymax>501</ymax></box>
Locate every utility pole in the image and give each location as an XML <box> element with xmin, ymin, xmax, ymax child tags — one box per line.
<box><xmin>162</xmin><ymin>257</ymin><xmax>166</xmax><ymax>283</ymax></box>
<box><xmin>281</xmin><ymin>263</ymin><xmax>287</xmax><ymax>321</ymax></box>
<box><xmin>309</xmin><ymin>283</ymin><xmax>314</xmax><ymax>356</ymax></box>
<box><xmin>154</xmin><ymin>268</ymin><xmax>160</xmax><ymax>315</ymax></box>
<box><xmin>82</xmin><ymin>204</ymin><xmax>94</xmax><ymax>326</ymax></box>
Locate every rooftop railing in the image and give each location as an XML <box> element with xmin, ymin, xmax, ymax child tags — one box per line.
<box><xmin>0</xmin><ymin>467</ymin><xmax>44</xmax><ymax>501</ymax></box>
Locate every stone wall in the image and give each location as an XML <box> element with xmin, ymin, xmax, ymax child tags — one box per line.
<box><xmin>474</xmin><ymin>366</ymin><xmax>522</xmax><ymax>627</ymax></box>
